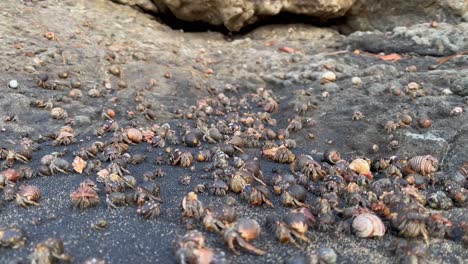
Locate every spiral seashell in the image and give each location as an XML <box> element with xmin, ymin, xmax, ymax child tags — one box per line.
<box><xmin>408</xmin><ymin>155</ymin><xmax>438</xmax><ymax>176</ymax></box>
<box><xmin>349</xmin><ymin>158</ymin><xmax>372</xmax><ymax>179</ymax></box>
<box><xmin>352</xmin><ymin>213</ymin><xmax>385</xmax><ymax>238</ymax></box>
<box><xmin>458</xmin><ymin>162</ymin><xmax>468</xmax><ymax>177</ymax></box>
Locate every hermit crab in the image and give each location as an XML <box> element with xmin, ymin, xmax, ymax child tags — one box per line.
<box><xmin>0</xmin><ymin>226</ymin><xmax>26</xmax><ymax>248</ymax></box>
<box><xmin>135</xmin><ymin>182</ymin><xmax>162</xmax><ymax>205</ymax></box>
<box><xmin>262</xmin><ymin>145</ymin><xmax>295</xmax><ymax>164</ymax></box>
<box><xmin>405</xmin><ymin>155</ymin><xmax>438</xmax><ymax>176</ymax></box>
<box><xmin>282</xmin><ymin>185</ymin><xmax>309</xmax><ymax>208</ymax></box>
<box><xmin>40</xmin><ymin>153</ymin><xmax>69</xmax><ymax>175</ymax></box>
<box><xmin>0</xmin><ymin>149</ymin><xmax>30</xmax><ymax>167</ymax></box>
<box><xmin>30</xmin><ymin>238</ymin><xmax>72</xmax><ymax>264</ymax></box>
<box><xmin>0</xmin><ymin>168</ymin><xmax>21</xmax><ymax>183</ymax></box>
<box><xmin>390</xmin><ymin>239</ymin><xmax>427</xmax><ymax>264</ymax></box>
<box><xmin>16</xmin><ymin>185</ymin><xmax>41</xmax><ymax>207</ymax></box>
<box><xmin>352</xmin><ymin>213</ymin><xmax>386</xmax><ymax>238</ymax></box>
<box><xmin>323</xmin><ymin>149</ymin><xmax>341</xmax><ymax>164</ymax></box>
<box><xmin>210</xmin><ymin>179</ymin><xmax>229</xmax><ymax>196</ymax></box>
<box><xmin>222</xmin><ymin>218</ymin><xmax>265</xmax><ymax>255</ymax></box>
<box><xmin>52</xmin><ymin>126</ymin><xmax>76</xmax><ymax>146</ymax></box>
<box><xmin>271</xmin><ymin>172</ymin><xmax>296</xmax><ymax>195</ymax></box>
<box><xmin>266</xmin><ymin>214</ymin><xmax>309</xmax><ymax>247</ymax></box>
<box><xmin>230</xmin><ymin>169</ymin><xmax>254</xmax><ymax>194</ymax></box>
<box><xmin>349</xmin><ymin>158</ymin><xmax>373</xmax><ymax>179</ymax></box>
<box><xmin>106</xmin><ymin>192</ymin><xmax>135</xmax><ymax>209</ymax></box>
<box><xmin>70</xmin><ymin>180</ymin><xmax>99</xmax><ymax>209</ymax></box>
<box><xmin>389</xmin><ymin>203</ymin><xmax>429</xmax><ymax>244</ymax></box>
<box><xmin>241</xmin><ymin>184</ymin><xmax>274</xmax><ymax>207</ymax></box>
<box><xmin>203</xmin><ymin>205</ymin><xmax>238</xmax><ymax>233</ymax></box>
<box><xmin>171</xmin><ymin>149</ymin><xmax>194</xmax><ymax>168</ymax></box>
<box><xmin>290</xmin><ymin>155</ymin><xmax>326</xmax><ymax>182</ymax></box>
<box><xmin>137</xmin><ymin>200</ymin><xmax>161</xmax><ymax>219</ymax></box>
<box><xmin>182</xmin><ymin>192</ymin><xmax>204</xmax><ymax>219</ymax></box>
<box><xmin>174</xmin><ymin>230</ymin><xmax>226</xmax><ymax>264</ymax></box>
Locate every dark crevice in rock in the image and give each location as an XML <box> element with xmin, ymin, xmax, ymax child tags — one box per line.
<box><xmin>155</xmin><ymin>11</ymin><xmax>351</xmax><ymax>36</ymax></box>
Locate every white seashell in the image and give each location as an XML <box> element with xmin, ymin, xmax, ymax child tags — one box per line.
<box><xmin>8</xmin><ymin>80</ymin><xmax>18</xmax><ymax>89</ymax></box>
<box><xmin>352</xmin><ymin>213</ymin><xmax>385</xmax><ymax>238</ymax></box>
<box><xmin>450</xmin><ymin>107</ymin><xmax>463</xmax><ymax>116</ymax></box>
<box><xmin>320</xmin><ymin>71</ymin><xmax>336</xmax><ymax>84</ymax></box>
<box><xmin>351</xmin><ymin>77</ymin><xmax>362</xmax><ymax>86</ymax></box>
<box><xmin>442</xmin><ymin>88</ymin><xmax>452</xmax><ymax>95</ymax></box>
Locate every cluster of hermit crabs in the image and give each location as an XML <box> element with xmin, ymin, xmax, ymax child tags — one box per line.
<box><xmin>0</xmin><ymin>80</ymin><xmax>467</xmax><ymax>264</ymax></box>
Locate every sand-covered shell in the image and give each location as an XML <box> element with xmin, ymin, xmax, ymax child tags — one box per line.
<box><xmin>408</xmin><ymin>155</ymin><xmax>438</xmax><ymax>176</ymax></box>
<box><xmin>352</xmin><ymin>213</ymin><xmax>385</xmax><ymax>238</ymax></box>
<box><xmin>349</xmin><ymin>158</ymin><xmax>372</xmax><ymax>179</ymax></box>
<box><xmin>72</xmin><ymin>156</ymin><xmax>87</xmax><ymax>174</ymax></box>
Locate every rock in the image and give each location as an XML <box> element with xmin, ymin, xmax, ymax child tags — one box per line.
<box><xmin>345</xmin><ymin>0</ymin><xmax>468</xmax><ymax>32</ymax></box>
<box><xmin>119</xmin><ymin>0</ymin><xmax>355</xmax><ymax>31</ymax></box>
<box><xmin>452</xmin><ymin>77</ymin><xmax>468</xmax><ymax>96</ymax></box>
<box><xmin>111</xmin><ymin>0</ymin><xmax>158</xmax><ymax>13</ymax></box>
<box><xmin>348</xmin><ymin>23</ymin><xmax>468</xmax><ymax>56</ymax></box>
<box><xmin>112</xmin><ymin>0</ymin><xmax>466</xmax><ymax>32</ymax></box>
<box><xmin>8</xmin><ymin>79</ymin><xmax>18</xmax><ymax>89</ymax></box>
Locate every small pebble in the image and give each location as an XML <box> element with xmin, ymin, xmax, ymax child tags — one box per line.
<box><xmin>8</xmin><ymin>79</ymin><xmax>18</xmax><ymax>89</ymax></box>
<box><xmin>225</xmin><ymin>196</ymin><xmax>237</xmax><ymax>206</ymax></box>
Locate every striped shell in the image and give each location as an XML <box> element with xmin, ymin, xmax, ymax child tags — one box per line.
<box><xmin>18</xmin><ymin>185</ymin><xmax>41</xmax><ymax>202</ymax></box>
<box><xmin>408</xmin><ymin>155</ymin><xmax>438</xmax><ymax>176</ymax></box>
<box><xmin>352</xmin><ymin>213</ymin><xmax>385</xmax><ymax>238</ymax></box>
<box><xmin>458</xmin><ymin>162</ymin><xmax>468</xmax><ymax>177</ymax></box>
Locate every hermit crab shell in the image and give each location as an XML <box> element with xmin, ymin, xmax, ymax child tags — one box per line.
<box><xmin>126</xmin><ymin>128</ymin><xmax>143</xmax><ymax>144</ymax></box>
<box><xmin>349</xmin><ymin>158</ymin><xmax>372</xmax><ymax>179</ymax></box>
<box><xmin>407</xmin><ymin>155</ymin><xmax>438</xmax><ymax>176</ymax></box>
<box><xmin>72</xmin><ymin>156</ymin><xmax>87</xmax><ymax>174</ymax></box>
<box><xmin>237</xmin><ymin>218</ymin><xmax>261</xmax><ymax>241</ymax></box>
<box><xmin>352</xmin><ymin>213</ymin><xmax>385</xmax><ymax>238</ymax></box>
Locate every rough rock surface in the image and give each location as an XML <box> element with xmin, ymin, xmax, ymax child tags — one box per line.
<box><xmin>111</xmin><ymin>0</ymin><xmax>467</xmax><ymax>32</ymax></box>
<box><xmin>114</xmin><ymin>0</ymin><xmax>356</xmax><ymax>31</ymax></box>
<box><xmin>112</xmin><ymin>0</ymin><xmax>159</xmax><ymax>13</ymax></box>
<box><xmin>345</xmin><ymin>0</ymin><xmax>468</xmax><ymax>32</ymax></box>
<box><xmin>347</xmin><ymin>22</ymin><xmax>468</xmax><ymax>56</ymax></box>
<box><xmin>0</xmin><ymin>0</ymin><xmax>467</xmax><ymax>263</ymax></box>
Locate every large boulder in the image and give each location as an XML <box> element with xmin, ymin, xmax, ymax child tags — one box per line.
<box><xmin>110</xmin><ymin>0</ymin><xmax>467</xmax><ymax>32</ymax></box>
<box><xmin>111</xmin><ymin>0</ymin><xmax>356</xmax><ymax>31</ymax></box>
<box><xmin>151</xmin><ymin>0</ymin><xmax>356</xmax><ymax>31</ymax></box>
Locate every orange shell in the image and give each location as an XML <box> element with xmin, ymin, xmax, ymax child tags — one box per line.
<box><xmin>349</xmin><ymin>158</ymin><xmax>372</xmax><ymax>179</ymax></box>
<box><xmin>72</xmin><ymin>156</ymin><xmax>87</xmax><ymax>174</ymax></box>
<box><xmin>2</xmin><ymin>169</ymin><xmax>20</xmax><ymax>182</ymax></box>
<box><xmin>126</xmin><ymin>128</ymin><xmax>143</xmax><ymax>144</ymax></box>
